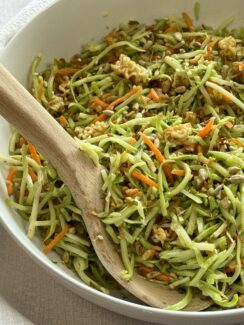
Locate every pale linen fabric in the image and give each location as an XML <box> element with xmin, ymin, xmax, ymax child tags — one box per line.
<box><xmin>0</xmin><ymin>1</ymin><xmax>154</xmax><ymax>324</ymax></box>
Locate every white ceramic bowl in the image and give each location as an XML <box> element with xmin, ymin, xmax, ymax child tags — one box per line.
<box><xmin>1</xmin><ymin>0</ymin><xmax>244</xmax><ymax>324</ymax></box>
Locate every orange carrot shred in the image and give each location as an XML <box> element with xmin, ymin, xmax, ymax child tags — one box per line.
<box><xmin>28</xmin><ymin>142</ymin><xmax>41</xmax><ymax>165</ymax></box>
<box><xmin>140</xmin><ymin>133</ymin><xmax>164</xmax><ymax>163</ymax></box>
<box><xmin>132</xmin><ymin>170</ymin><xmax>158</xmax><ymax>188</ymax></box>
<box><xmin>171</xmin><ymin>169</ymin><xmax>185</xmax><ymax>176</ymax></box>
<box><xmin>225</xmin><ymin>121</ymin><xmax>234</xmax><ymax>129</ymax></box>
<box><xmin>91</xmin><ymin>87</ymin><xmax>140</xmax><ymax>124</ymax></box>
<box><xmin>28</xmin><ymin>167</ymin><xmax>38</xmax><ymax>182</ymax></box>
<box><xmin>162</xmin><ymin>164</ymin><xmax>174</xmax><ymax>183</ymax></box>
<box><xmin>154</xmin><ymin>273</ymin><xmax>172</xmax><ymax>282</ymax></box>
<box><xmin>6</xmin><ymin>167</ymin><xmax>16</xmax><ymax>196</ymax></box>
<box><xmin>103</xmin><ymin>55</ymin><xmax>118</xmax><ymax>63</ymax></box>
<box><xmin>6</xmin><ymin>183</ymin><xmax>14</xmax><ymax>196</ymax></box>
<box><xmin>43</xmin><ymin>224</ymin><xmax>70</xmax><ymax>254</ymax></box>
<box><xmin>197</xmin><ymin>118</ymin><xmax>215</xmax><ymax>138</ymax></box>
<box><xmin>233</xmin><ymin>62</ymin><xmax>244</xmax><ymax>72</ymax></box>
<box><xmin>91</xmin><ymin>113</ymin><xmax>108</xmax><ymax>125</ymax></box>
<box><xmin>207</xmin><ymin>84</ymin><xmax>232</xmax><ymax>104</ymax></box>
<box><xmin>90</xmin><ymin>98</ymin><xmax>108</xmax><ymax>109</ymax></box>
<box><xmin>6</xmin><ymin>167</ymin><xmax>16</xmax><ymax>182</ymax></box>
<box><xmin>227</xmin><ymin>138</ymin><xmax>244</xmax><ymax>148</ymax></box>
<box><xmin>222</xmin><ymin>94</ymin><xmax>233</xmax><ymax>104</ymax></box>
<box><xmin>182</xmin><ymin>12</ymin><xmax>194</xmax><ymax>32</ymax></box>
<box><xmin>204</xmin><ymin>39</ymin><xmax>219</xmax><ymax>60</ymax></box>
<box><xmin>19</xmin><ymin>137</ymin><xmax>25</xmax><ymax>147</ymax></box>
<box><xmin>107</xmin><ymin>86</ymin><xmax>140</xmax><ymax>110</ymax></box>
<box><xmin>147</xmin><ymin>89</ymin><xmax>160</xmax><ymax>102</ymax></box>
<box><xmin>140</xmin><ymin>133</ymin><xmax>174</xmax><ymax>183</ymax></box>
<box><xmin>164</xmin><ymin>24</ymin><xmax>178</xmax><ymax>33</ymax></box>
<box><xmin>59</xmin><ymin>115</ymin><xmax>68</xmax><ymax>127</ymax></box>
<box><xmin>56</xmin><ymin>68</ymin><xmax>79</xmax><ymax>76</ymax></box>
<box><xmin>137</xmin><ymin>266</ymin><xmax>153</xmax><ymax>276</ymax></box>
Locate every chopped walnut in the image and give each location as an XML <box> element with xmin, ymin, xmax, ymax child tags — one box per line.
<box><xmin>164</xmin><ymin>123</ymin><xmax>196</xmax><ymax>151</ymax></box>
<box><xmin>75</xmin><ymin>121</ymin><xmax>108</xmax><ymax>139</ymax></box>
<box><xmin>111</xmin><ymin>54</ymin><xmax>149</xmax><ymax>84</ymax></box>
<box><xmin>218</xmin><ymin>36</ymin><xmax>237</xmax><ymax>60</ymax></box>
<box><xmin>151</xmin><ymin>225</ymin><xmax>167</xmax><ymax>243</ymax></box>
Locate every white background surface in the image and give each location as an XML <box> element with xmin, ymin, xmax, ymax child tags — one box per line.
<box><xmin>0</xmin><ymin>1</ymin><xmax>154</xmax><ymax>324</ymax></box>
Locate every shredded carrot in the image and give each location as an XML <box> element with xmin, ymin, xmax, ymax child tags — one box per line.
<box><xmin>56</xmin><ymin>67</ymin><xmax>79</xmax><ymax>76</ymax></box>
<box><xmin>233</xmin><ymin>62</ymin><xmax>244</xmax><ymax>72</ymax></box>
<box><xmin>6</xmin><ymin>167</ymin><xmax>16</xmax><ymax>182</ymax></box>
<box><xmin>90</xmin><ymin>113</ymin><xmax>108</xmax><ymax>124</ymax></box>
<box><xmin>222</xmin><ymin>94</ymin><xmax>233</xmax><ymax>104</ymax></box>
<box><xmin>162</xmin><ymin>164</ymin><xmax>174</xmax><ymax>183</ymax></box>
<box><xmin>28</xmin><ymin>167</ymin><xmax>38</xmax><ymax>182</ymax></box>
<box><xmin>28</xmin><ymin>143</ymin><xmax>41</xmax><ymax>165</ymax></box>
<box><xmin>59</xmin><ymin>115</ymin><xmax>68</xmax><ymax>127</ymax></box>
<box><xmin>140</xmin><ymin>133</ymin><xmax>174</xmax><ymax>183</ymax></box>
<box><xmin>43</xmin><ymin>224</ymin><xmax>70</xmax><ymax>254</ymax></box>
<box><xmin>154</xmin><ymin>273</ymin><xmax>172</xmax><ymax>282</ymax></box>
<box><xmin>227</xmin><ymin>138</ymin><xmax>244</xmax><ymax>148</ymax></box>
<box><xmin>225</xmin><ymin>121</ymin><xmax>234</xmax><ymax>129</ymax></box>
<box><xmin>90</xmin><ymin>98</ymin><xmax>108</xmax><ymax>109</ymax></box>
<box><xmin>197</xmin><ymin>118</ymin><xmax>215</xmax><ymax>138</ymax></box>
<box><xmin>164</xmin><ymin>24</ymin><xmax>178</xmax><ymax>33</ymax></box>
<box><xmin>207</xmin><ymin>85</ymin><xmax>232</xmax><ymax>104</ymax></box>
<box><xmin>132</xmin><ymin>170</ymin><xmax>158</xmax><ymax>188</ymax></box>
<box><xmin>171</xmin><ymin>169</ymin><xmax>185</xmax><ymax>176</ymax></box>
<box><xmin>6</xmin><ymin>167</ymin><xmax>16</xmax><ymax>196</ymax></box>
<box><xmin>91</xmin><ymin>86</ymin><xmax>140</xmax><ymax>124</ymax></box>
<box><xmin>103</xmin><ymin>55</ymin><xmax>118</xmax><ymax>63</ymax></box>
<box><xmin>19</xmin><ymin>137</ymin><xmax>25</xmax><ymax>147</ymax></box>
<box><xmin>55</xmin><ymin>74</ymin><xmax>64</xmax><ymax>85</ymax></box>
<box><xmin>108</xmin><ymin>86</ymin><xmax>140</xmax><ymax>110</ymax></box>
<box><xmin>204</xmin><ymin>39</ymin><xmax>219</xmax><ymax>60</ymax></box>
<box><xmin>137</xmin><ymin>266</ymin><xmax>153</xmax><ymax>277</ymax></box>
<box><xmin>140</xmin><ymin>133</ymin><xmax>164</xmax><ymax>163</ymax></box>
<box><xmin>182</xmin><ymin>12</ymin><xmax>194</xmax><ymax>32</ymax></box>
<box><xmin>147</xmin><ymin>89</ymin><xmax>160</xmax><ymax>102</ymax></box>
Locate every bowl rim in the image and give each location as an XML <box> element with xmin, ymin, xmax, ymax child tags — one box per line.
<box><xmin>1</xmin><ymin>0</ymin><xmax>244</xmax><ymax>319</ymax></box>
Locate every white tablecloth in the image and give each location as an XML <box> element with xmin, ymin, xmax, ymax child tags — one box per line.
<box><xmin>0</xmin><ymin>1</ymin><xmax>154</xmax><ymax>324</ymax></box>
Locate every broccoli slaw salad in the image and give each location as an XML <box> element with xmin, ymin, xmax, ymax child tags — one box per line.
<box><xmin>1</xmin><ymin>9</ymin><xmax>244</xmax><ymax>310</ymax></box>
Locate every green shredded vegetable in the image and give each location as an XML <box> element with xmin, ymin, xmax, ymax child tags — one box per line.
<box><xmin>1</xmin><ymin>11</ymin><xmax>244</xmax><ymax>310</ymax></box>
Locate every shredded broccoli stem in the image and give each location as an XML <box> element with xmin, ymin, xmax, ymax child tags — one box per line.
<box><xmin>1</xmin><ymin>11</ymin><xmax>244</xmax><ymax>311</ymax></box>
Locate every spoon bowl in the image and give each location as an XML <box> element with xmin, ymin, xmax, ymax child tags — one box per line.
<box><xmin>0</xmin><ymin>64</ymin><xmax>210</xmax><ymax>310</ymax></box>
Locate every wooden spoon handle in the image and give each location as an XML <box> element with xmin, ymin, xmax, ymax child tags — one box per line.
<box><xmin>0</xmin><ymin>64</ymin><xmax>103</xmax><ymax>213</ymax></box>
<box><xmin>0</xmin><ymin>64</ymin><xmax>77</xmax><ymax>164</ymax></box>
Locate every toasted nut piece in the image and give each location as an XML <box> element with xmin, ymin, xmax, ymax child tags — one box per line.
<box><xmin>228</xmin><ymin>166</ymin><xmax>241</xmax><ymax>174</ymax></box>
<box><xmin>229</xmin><ymin>175</ymin><xmax>244</xmax><ymax>184</ymax></box>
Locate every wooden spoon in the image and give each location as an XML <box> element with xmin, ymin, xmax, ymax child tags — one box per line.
<box><xmin>0</xmin><ymin>64</ymin><xmax>210</xmax><ymax>311</ymax></box>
